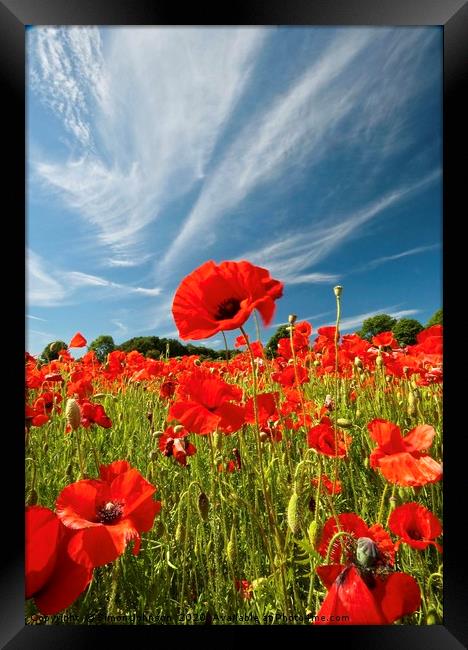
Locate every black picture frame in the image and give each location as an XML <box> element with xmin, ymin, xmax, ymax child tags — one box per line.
<box><xmin>3</xmin><ymin>0</ymin><xmax>467</xmax><ymax>647</ymax></box>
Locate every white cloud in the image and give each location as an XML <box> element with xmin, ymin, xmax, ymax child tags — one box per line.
<box><xmin>26</xmin><ymin>314</ymin><xmax>47</xmax><ymax>322</ymax></box>
<box><xmin>319</xmin><ymin>307</ymin><xmax>421</xmax><ymax>333</ymax></box>
<box><xmin>29</xmin><ymin>27</ymin><xmax>268</xmax><ymax>263</ymax></box>
<box><xmin>26</xmin><ymin>250</ymin><xmax>162</xmax><ymax>307</ymax></box>
<box><xmin>239</xmin><ymin>171</ymin><xmax>439</xmax><ymax>284</ymax></box>
<box><xmin>157</xmin><ymin>30</ymin><xmax>375</xmax><ymax>278</ymax></box>
<box><xmin>354</xmin><ymin>244</ymin><xmax>440</xmax><ymax>273</ymax></box>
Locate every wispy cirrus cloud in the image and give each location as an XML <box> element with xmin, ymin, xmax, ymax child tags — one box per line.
<box><xmin>27</xmin><ymin>249</ymin><xmax>162</xmax><ymax>307</ymax></box>
<box><xmin>320</xmin><ymin>307</ymin><xmax>421</xmax><ymax>333</ymax></box>
<box><xmin>239</xmin><ymin>171</ymin><xmax>439</xmax><ymax>285</ymax></box>
<box><xmin>26</xmin><ymin>314</ymin><xmax>47</xmax><ymax>322</ymax></box>
<box><xmin>29</xmin><ymin>27</ymin><xmax>269</xmax><ymax>263</ymax></box>
<box><xmin>352</xmin><ymin>243</ymin><xmax>441</xmax><ymax>273</ymax></box>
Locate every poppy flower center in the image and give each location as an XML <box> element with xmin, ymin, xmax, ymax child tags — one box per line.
<box><xmin>97</xmin><ymin>500</ymin><xmax>124</xmax><ymax>524</ymax></box>
<box><xmin>214</xmin><ymin>298</ymin><xmax>241</xmax><ymax>321</ymax></box>
<box><xmin>407</xmin><ymin>528</ymin><xmax>422</xmax><ymax>540</ymax></box>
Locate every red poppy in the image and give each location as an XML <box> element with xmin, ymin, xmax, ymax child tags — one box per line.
<box><xmin>79</xmin><ymin>400</ymin><xmax>112</xmax><ymax>429</ymax></box>
<box><xmin>271</xmin><ymin>363</ymin><xmax>309</xmax><ymax>387</ymax></box>
<box><xmin>312</xmin><ymin>474</ymin><xmax>342</xmax><ymax>495</ymax></box>
<box><xmin>159</xmin><ymin>426</ymin><xmax>196</xmax><ymax>466</ymax></box>
<box><xmin>372</xmin><ymin>331</ymin><xmax>398</xmax><ymax>348</ymax></box>
<box><xmin>169</xmin><ymin>370</ymin><xmax>245</xmax><ymax>435</ymax></box>
<box><xmin>235</xmin><ymin>579</ymin><xmax>253</xmax><ymax>600</ymax></box>
<box><xmin>172</xmin><ymin>260</ymin><xmax>283</xmax><ymax>340</ymax></box>
<box><xmin>69</xmin><ymin>332</ymin><xmax>87</xmax><ymax>348</ymax></box>
<box><xmin>244</xmin><ymin>392</ymin><xmax>279</xmax><ymax>426</ymax></box>
<box><xmin>307</xmin><ymin>417</ymin><xmax>351</xmax><ymax>458</ymax></box>
<box><xmin>316</xmin><ymin>513</ymin><xmax>395</xmax><ymax>565</ymax></box>
<box><xmin>56</xmin><ymin>460</ymin><xmax>161</xmax><ymax>568</ymax></box>
<box><xmin>388</xmin><ymin>502</ymin><xmax>442</xmax><ymax>551</ymax></box>
<box><xmin>368</xmin><ymin>419</ymin><xmax>442</xmax><ymax>487</ymax></box>
<box><xmin>26</xmin><ymin>506</ymin><xmax>93</xmax><ymax>615</ymax></box>
<box><xmin>25</xmin><ymin>404</ymin><xmax>49</xmax><ymax>428</ymax></box>
<box><xmin>315</xmin><ymin>564</ymin><xmax>421</xmax><ymax>625</ymax></box>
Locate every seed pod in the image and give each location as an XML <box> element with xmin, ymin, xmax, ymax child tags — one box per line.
<box><xmin>336</xmin><ymin>418</ymin><xmax>352</xmax><ymax>428</ymax></box>
<box><xmin>226</xmin><ymin>526</ymin><xmax>237</xmax><ymax>563</ymax></box>
<box><xmin>213</xmin><ymin>432</ymin><xmax>223</xmax><ymax>451</ymax></box>
<box><xmin>407</xmin><ymin>390</ymin><xmax>416</xmax><ymax>416</ymax></box>
<box><xmin>175</xmin><ymin>522</ymin><xmax>186</xmax><ymax>544</ymax></box>
<box><xmin>65</xmin><ymin>398</ymin><xmax>81</xmax><ymax>431</ymax></box>
<box><xmin>198</xmin><ymin>492</ymin><xmax>209</xmax><ymax>522</ymax></box>
<box><xmin>426</xmin><ymin>609</ymin><xmax>439</xmax><ymax>625</ymax></box>
<box><xmin>398</xmin><ymin>487</ymin><xmax>406</xmax><ymax>500</ymax></box>
<box><xmin>333</xmin><ymin>285</ymin><xmax>343</xmax><ymax>297</ymax></box>
<box><xmin>173</xmin><ymin>424</ymin><xmax>184</xmax><ymax>434</ymax></box>
<box><xmin>308</xmin><ymin>520</ymin><xmax>318</xmax><ymax>547</ymax></box>
<box><xmin>27</xmin><ymin>489</ymin><xmax>38</xmax><ymax>506</ymax></box>
<box><xmin>149</xmin><ymin>450</ymin><xmax>159</xmax><ymax>462</ymax></box>
<box><xmin>288</xmin><ymin>314</ymin><xmax>297</xmax><ymax>325</ymax></box>
<box><xmin>259</xmin><ymin>431</ymin><xmax>269</xmax><ymax>443</ymax></box>
<box><xmin>287</xmin><ymin>491</ymin><xmax>301</xmax><ymax>536</ymax></box>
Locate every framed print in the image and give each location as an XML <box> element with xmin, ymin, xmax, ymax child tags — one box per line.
<box><xmin>2</xmin><ymin>0</ymin><xmax>467</xmax><ymax>647</ymax></box>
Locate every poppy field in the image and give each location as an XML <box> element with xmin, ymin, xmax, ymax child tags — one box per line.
<box><xmin>25</xmin><ymin>260</ymin><xmax>443</xmax><ymax>625</ymax></box>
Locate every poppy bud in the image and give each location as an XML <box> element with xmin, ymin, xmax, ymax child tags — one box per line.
<box><xmin>364</xmin><ymin>458</ymin><xmax>369</xmax><ymax>469</ymax></box>
<box><xmin>389</xmin><ymin>496</ymin><xmax>397</xmax><ymax>511</ymax></box>
<box><xmin>354</xmin><ymin>356</ymin><xmax>363</xmax><ymax>368</ymax></box>
<box><xmin>175</xmin><ymin>522</ymin><xmax>186</xmax><ymax>544</ymax></box>
<box><xmin>356</xmin><ymin>409</ymin><xmax>361</xmax><ymax>418</ymax></box>
<box><xmin>288</xmin><ymin>314</ymin><xmax>297</xmax><ymax>325</ymax></box>
<box><xmin>333</xmin><ymin>286</ymin><xmax>343</xmax><ymax>297</ymax></box>
<box><xmin>356</xmin><ymin>537</ymin><xmax>379</xmax><ymax>568</ymax></box>
<box><xmin>308</xmin><ymin>520</ymin><xmax>318</xmax><ymax>547</ymax></box>
<box><xmin>173</xmin><ymin>424</ymin><xmax>184</xmax><ymax>434</ymax></box>
<box><xmin>426</xmin><ymin>609</ymin><xmax>440</xmax><ymax>625</ymax></box>
<box><xmin>149</xmin><ymin>450</ymin><xmax>159</xmax><ymax>461</ymax></box>
<box><xmin>226</xmin><ymin>525</ymin><xmax>237</xmax><ymax>563</ymax></box>
<box><xmin>194</xmin><ymin>358</ymin><xmax>201</xmax><ymax>366</ymax></box>
<box><xmin>398</xmin><ymin>487</ymin><xmax>407</xmax><ymax>500</ymax></box>
<box><xmin>152</xmin><ymin>430</ymin><xmax>164</xmax><ymax>438</ymax></box>
<box><xmin>336</xmin><ymin>418</ymin><xmax>352</xmax><ymax>428</ymax></box>
<box><xmin>259</xmin><ymin>431</ymin><xmax>269</xmax><ymax>443</ymax></box>
<box><xmin>65</xmin><ymin>398</ymin><xmax>81</xmax><ymax>431</ymax></box>
<box><xmin>407</xmin><ymin>391</ymin><xmax>416</xmax><ymax>416</ymax></box>
<box><xmin>198</xmin><ymin>492</ymin><xmax>210</xmax><ymax>522</ymax></box>
<box><xmin>155</xmin><ymin>520</ymin><xmax>165</xmax><ymax>538</ymax></box>
<box><xmin>287</xmin><ymin>492</ymin><xmax>301</xmax><ymax>536</ymax></box>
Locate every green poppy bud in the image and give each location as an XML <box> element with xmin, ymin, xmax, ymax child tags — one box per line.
<box><xmin>356</xmin><ymin>537</ymin><xmax>379</xmax><ymax>568</ymax></box>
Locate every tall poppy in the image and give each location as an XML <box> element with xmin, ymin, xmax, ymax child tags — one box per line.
<box><xmin>26</xmin><ymin>506</ymin><xmax>93</xmax><ymax>615</ymax></box>
<box><xmin>169</xmin><ymin>369</ymin><xmax>245</xmax><ymax>435</ymax></box>
<box><xmin>368</xmin><ymin>419</ymin><xmax>442</xmax><ymax>487</ymax></box>
<box><xmin>56</xmin><ymin>460</ymin><xmax>161</xmax><ymax>568</ymax></box>
<box><xmin>172</xmin><ymin>260</ymin><xmax>283</xmax><ymax>340</ymax></box>
<box><xmin>388</xmin><ymin>502</ymin><xmax>442</xmax><ymax>551</ymax></box>
<box><xmin>159</xmin><ymin>425</ymin><xmax>197</xmax><ymax>466</ymax></box>
<box><xmin>307</xmin><ymin>417</ymin><xmax>351</xmax><ymax>458</ymax></box>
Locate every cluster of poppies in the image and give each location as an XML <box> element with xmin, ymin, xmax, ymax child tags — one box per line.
<box><xmin>26</xmin><ymin>461</ymin><xmax>161</xmax><ymax>615</ymax></box>
<box><xmin>314</xmin><ymin>505</ymin><xmax>442</xmax><ymax>624</ymax></box>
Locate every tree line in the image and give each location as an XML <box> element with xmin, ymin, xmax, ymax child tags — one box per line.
<box><xmin>39</xmin><ymin>308</ymin><xmax>442</xmax><ymax>363</ymax></box>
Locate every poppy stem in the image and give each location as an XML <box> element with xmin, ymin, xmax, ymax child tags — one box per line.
<box><xmin>325</xmin><ymin>530</ymin><xmax>355</xmax><ymax>565</ymax></box>
<box><xmin>221</xmin><ymin>331</ymin><xmax>230</xmax><ymax>364</ymax></box>
<box><xmin>377</xmin><ymin>483</ymin><xmax>389</xmax><ymax>525</ymax></box>
<box><xmin>75</xmin><ymin>427</ymin><xmax>87</xmax><ymax>478</ymax></box>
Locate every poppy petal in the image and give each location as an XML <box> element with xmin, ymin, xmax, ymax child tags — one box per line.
<box><xmin>25</xmin><ymin>506</ymin><xmax>61</xmax><ymax>598</ymax></box>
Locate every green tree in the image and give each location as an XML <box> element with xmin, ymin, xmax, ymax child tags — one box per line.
<box><xmin>265</xmin><ymin>324</ymin><xmax>290</xmax><ymax>358</ymax></box>
<box><xmin>357</xmin><ymin>314</ymin><xmax>397</xmax><ymax>341</ymax></box>
<box><xmin>392</xmin><ymin>318</ymin><xmax>424</xmax><ymax>347</ymax></box>
<box><xmin>426</xmin><ymin>308</ymin><xmax>442</xmax><ymax>328</ymax></box>
<box><xmin>88</xmin><ymin>335</ymin><xmax>116</xmax><ymax>363</ymax></box>
<box><xmin>40</xmin><ymin>340</ymin><xmax>68</xmax><ymax>363</ymax></box>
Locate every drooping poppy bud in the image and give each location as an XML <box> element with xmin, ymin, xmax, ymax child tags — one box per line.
<box><xmin>356</xmin><ymin>537</ymin><xmax>379</xmax><ymax>568</ymax></box>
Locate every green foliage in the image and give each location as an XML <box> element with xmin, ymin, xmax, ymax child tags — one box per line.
<box><xmin>40</xmin><ymin>340</ymin><xmax>68</xmax><ymax>363</ymax></box>
<box><xmin>265</xmin><ymin>324</ymin><xmax>290</xmax><ymax>358</ymax></box>
<box><xmin>392</xmin><ymin>318</ymin><xmax>424</xmax><ymax>347</ymax></box>
<box><xmin>426</xmin><ymin>308</ymin><xmax>442</xmax><ymax>328</ymax></box>
<box><xmin>88</xmin><ymin>335</ymin><xmax>116</xmax><ymax>363</ymax></box>
<box><xmin>117</xmin><ymin>335</ymin><xmax>233</xmax><ymax>360</ymax></box>
<box><xmin>357</xmin><ymin>314</ymin><xmax>397</xmax><ymax>341</ymax></box>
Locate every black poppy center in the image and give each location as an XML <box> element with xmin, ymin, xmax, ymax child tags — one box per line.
<box><xmin>97</xmin><ymin>500</ymin><xmax>124</xmax><ymax>524</ymax></box>
<box><xmin>407</xmin><ymin>528</ymin><xmax>422</xmax><ymax>540</ymax></box>
<box><xmin>214</xmin><ymin>297</ymin><xmax>241</xmax><ymax>321</ymax></box>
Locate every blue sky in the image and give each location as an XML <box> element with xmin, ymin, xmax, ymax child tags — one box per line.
<box><xmin>26</xmin><ymin>26</ymin><xmax>442</xmax><ymax>355</ymax></box>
